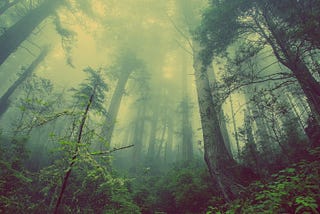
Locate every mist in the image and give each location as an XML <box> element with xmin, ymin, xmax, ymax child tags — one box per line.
<box><xmin>1</xmin><ymin>0</ymin><xmax>319</xmax><ymax>213</ymax></box>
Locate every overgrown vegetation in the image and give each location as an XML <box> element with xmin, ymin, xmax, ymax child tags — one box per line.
<box><xmin>207</xmin><ymin>148</ymin><xmax>320</xmax><ymax>214</ymax></box>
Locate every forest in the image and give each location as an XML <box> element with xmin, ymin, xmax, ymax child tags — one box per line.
<box><xmin>0</xmin><ymin>0</ymin><xmax>320</xmax><ymax>213</ymax></box>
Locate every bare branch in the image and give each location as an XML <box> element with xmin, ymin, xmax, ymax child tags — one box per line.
<box><xmin>90</xmin><ymin>144</ymin><xmax>134</xmax><ymax>155</ymax></box>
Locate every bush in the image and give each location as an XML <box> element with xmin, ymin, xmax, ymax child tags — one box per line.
<box><xmin>207</xmin><ymin>149</ymin><xmax>320</xmax><ymax>213</ymax></box>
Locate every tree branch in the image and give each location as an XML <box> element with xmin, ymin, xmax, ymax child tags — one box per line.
<box><xmin>90</xmin><ymin>144</ymin><xmax>134</xmax><ymax>155</ymax></box>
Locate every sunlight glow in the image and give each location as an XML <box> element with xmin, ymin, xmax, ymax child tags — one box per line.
<box><xmin>163</xmin><ymin>66</ymin><xmax>173</xmax><ymax>79</ymax></box>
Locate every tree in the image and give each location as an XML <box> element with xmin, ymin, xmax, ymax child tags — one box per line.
<box><xmin>180</xmin><ymin>53</ymin><xmax>194</xmax><ymax>162</ymax></box>
<box><xmin>180</xmin><ymin>97</ymin><xmax>193</xmax><ymax>162</ymax></box>
<box><xmin>198</xmin><ymin>0</ymin><xmax>320</xmax><ymax>125</ymax></box>
<box><xmin>174</xmin><ymin>0</ymin><xmax>254</xmax><ymax>200</ymax></box>
<box><xmin>54</xmin><ymin>67</ymin><xmax>108</xmax><ymax>213</ymax></box>
<box><xmin>131</xmin><ymin>98</ymin><xmax>148</xmax><ymax>168</ymax></box>
<box><xmin>101</xmin><ymin>51</ymin><xmax>145</xmax><ymax>146</ymax></box>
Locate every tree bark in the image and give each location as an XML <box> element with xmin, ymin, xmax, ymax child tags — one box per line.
<box><xmin>0</xmin><ymin>0</ymin><xmax>63</xmax><ymax>66</ymax></box>
<box><xmin>192</xmin><ymin>41</ymin><xmax>239</xmax><ymax>200</ymax></box>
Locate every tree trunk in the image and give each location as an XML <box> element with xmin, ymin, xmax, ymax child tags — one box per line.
<box><xmin>0</xmin><ymin>0</ymin><xmax>63</xmax><ymax>66</ymax></box>
<box><xmin>181</xmin><ymin>97</ymin><xmax>193</xmax><ymax>162</ymax></box>
<box><xmin>244</xmin><ymin>109</ymin><xmax>263</xmax><ymax>177</ymax></box>
<box><xmin>180</xmin><ymin>52</ymin><xmax>194</xmax><ymax>162</ymax></box>
<box><xmin>164</xmin><ymin>115</ymin><xmax>174</xmax><ymax>163</ymax></box>
<box><xmin>156</xmin><ymin>121</ymin><xmax>167</xmax><ymax>160</ymax></box>
<box><xmin>146</xmin><ymin>105</ymin><xmax>159</xmax><ymax>161</ymax></box>
<box><xmin>285</xmin><ymin>92</ymin><xmax>305</xmax><ymax>132</ymax></box>
<box><xmin>229</xmin><ymin>94</ymin><xmax>240</xmax><ymax>159</ymax></box>
<box><xmin>101</xmin><ymin>72</ymin><xmax>130</xmax><ymax>146</ymax></box>
<box><xmin>192</xmin><ymin>41</ymin><xmax>240</xmax><ymax>200</ymax></box>
<box><xmin>289</xmin><ymin>59</ymin><xmax>320</xmax><ymax>124</ymax></box>
<box><xmin>207</xmin><ymin>64</ymin><xmax>233</xmax><ymax>156</ymax></box>
<box><xmin>0</xmin><ymin>47</ymin><xmax>49</xmax><ymax>118</ymax></box>
<box><xmin>54</xmin><ymin>84</ymin><xmax>96</xmax><ymax>214</ymax></box>
<box><xmin>131</xmin><ymin>103</ymin><xmax>146</xmax><ymax>167</ymax></box>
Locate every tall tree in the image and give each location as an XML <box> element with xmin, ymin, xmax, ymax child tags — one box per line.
<box><xmin>146</xmin><ymin>100</ymin><xmax>160</xmax><ymax>161</ymax></box>
<box><xmin>199</xmin><ymin>0</ymin><xmax>320</xmax><ymax>125</ymax></box>
<box><xmin>131</xmin><ymin>98</ymin><xmax>147</xmax><ymax>168</ymax></box>
<box><xmin>101</xmin><ymin>51</ymin><xmax>144</xmax><ymax>146</ymax></box>
<box><xmin>54</xmin><ymin>68</ymin><xmax>108</xmax><ymax>213</ymax></box>
<box><xmin>174</xmin><ymin>0</ymin><xmax>253</xmax><ymax>200</ymax></box>
<box><xmin>180</xmin><ymin>53</ymin><xmax>193</xmax><ymax>162</ymax></box>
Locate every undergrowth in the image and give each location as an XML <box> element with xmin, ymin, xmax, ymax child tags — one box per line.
<box><xmin>207</xmin><ymin>147</ymin><xmax>320</xmax><ymax>214</ymax></box>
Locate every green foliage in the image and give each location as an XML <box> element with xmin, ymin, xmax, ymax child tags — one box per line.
<box><xmin>51</xmin><ymin>158</ymin><xmax>140</xmax><ymax>213</ymax></box>
<box><xmin>107</xmin><ymin>50</ymin><xmax>145</xmax><ymax>80</ymax></box>
<box><xmin>132</xmin><ymin>160</ymin><xmax>216</xmax><ymax>214</ymax></box>
<box><xmin>197</xmin><ymin>0</ymin><xmax>252</xmax><ymax>65</ymax></box>
<box><xmin>71</xmin><ymin>67</ymin><xmax>108</xmax><ymax>115</ymax></box>
<box><xmin>207</xmin><ymin>153</ymin><xmax>320</xmax><ymax>213</ymax></box>
<box><xmin>0</xmin><ymin>159</ymin><xmax>35</xmax><ymax>213</ymax></box>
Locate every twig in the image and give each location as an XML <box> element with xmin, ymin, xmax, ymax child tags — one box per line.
<box><xmin>90</xmin><ymin>144</ymin><xmax>134</xmax><ymax>155</ymax></box>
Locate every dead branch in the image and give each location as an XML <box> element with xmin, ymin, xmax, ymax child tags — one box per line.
<box><xmin>90</xmin><ymin>144</ymin><xmax>134</xmax><ymax>155</ymax></box>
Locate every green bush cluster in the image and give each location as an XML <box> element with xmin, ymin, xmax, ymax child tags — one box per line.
<box><xmin>207</xmin><ymin>148</ymin><xmax>320</xmax><ymax>214</ymax></box>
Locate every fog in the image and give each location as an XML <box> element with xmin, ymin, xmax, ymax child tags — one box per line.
<box><xmin>1</xmin><ymin>0</ymin><xmax>317</xmax><ymax>213</ymax></box>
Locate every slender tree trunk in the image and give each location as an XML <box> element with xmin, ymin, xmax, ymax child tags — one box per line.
<box><xmin>219</xmin><ymin>110</ymin><xmax>232</xmax><ymax>156</ymax></box>
<box><xmin>207</xmin><ymin>64</ymin><xmax>232</xmax><ymax>156</ymax></box>
<box><xmin>180</xmin><ymin>53</ymin><xmax>194</xmax><ymax>162</ymax></box>
<box><xmin>244</xmin><ymin>88</ymin><xmax>273</xmax><ymax>156</ymax></box>
<box><xmin>285</xmin><ymin>92</ymin><xmax>305</xmax><ymax>131</ymax></box>
<box><xmin>147</xmin><ymin>105</ymin><xmax>160</xmax><ymax>161</ymax></box>
<box><xmin>0</xmin><ymin>47</ymin><xmax>49</xmax><ymax>118</ymax></box>
<box><xmin>230</xmin><ymin>94</ymin><xmax>240</xmax><ymax>159</ymax></box>
<box><xmin>156</xmin><ymin>121</ymin><xmax>167</xmax><ymax>160</ymax></box>
<box><xmin>244</xmin><ymin>109</ymin><xmax>263</xmax><ymax>176</ymax></box>
<box><xmin>101</xmin><ymin>72</ymin><xmax>130</xmax><ymax>146</ymax></box>
<box><xmin>131</xmin><ymin>103</ymin><xmax>146</xmax><ymax>167</ymax></box>
<box><xmin>54</xmin><ymin>85</ymin><xmax>96</xmax><ymax>214</ymax></box>
<box><xmin>181</xmin><ymin>97</ymin><xmax>193</xmax><ymax>162</ymax></box>
<box><xmin>0</xmin><ymin>0</ymin><xmax>63</xmax><ymax>66</ymax></box>
<box><xmin>164</xmin><ymin>115</ymin><xmax>174</xmax><ymax>163</ymax></box>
